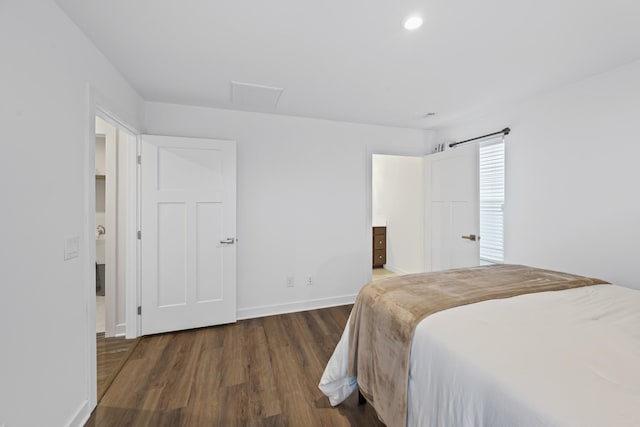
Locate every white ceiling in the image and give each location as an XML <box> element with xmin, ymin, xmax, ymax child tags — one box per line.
<box><xmin>55</xmin><ymin>0</ymin><xmax>640</xmax><ymax>129</ymax></box>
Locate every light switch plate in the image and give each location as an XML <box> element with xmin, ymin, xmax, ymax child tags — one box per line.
<box><xmin>64</xmin><ymin>236</ymin><xmax>80</xmax><ymax>260</ymax></box>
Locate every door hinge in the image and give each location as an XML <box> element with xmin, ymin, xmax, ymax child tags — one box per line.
<box><xmin>137</xmin><ymin>230</ymin><xmax>142</xmax><ymax>240</ymax></box>
<box><xmin>137</xmin><ymin>155</ymin><xmax>141</xmax><ymax>165</ymax></box>
<box><xmin>137</xmin><ymin>306</ymin><xmax>142</xmax><ymax>315</ymax></box>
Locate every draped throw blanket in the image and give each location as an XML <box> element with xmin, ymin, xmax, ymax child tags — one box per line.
<box><xmin>347</xmin><ymin>264</ymin><xmax>608</xmax><ymax>427</ymax></box>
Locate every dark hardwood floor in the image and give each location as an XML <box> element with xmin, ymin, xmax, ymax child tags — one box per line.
<box><xmin>96</xmin><ymin>333</ymin><xmax>140</xmax><ymax>401</ymax></box>
<box><xmin>86</xmin><ymin>305</ymin><xmax>384</xmax><ymax>426</ymax></box>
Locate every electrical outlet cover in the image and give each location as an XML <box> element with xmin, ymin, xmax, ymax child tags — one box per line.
<box><xmin>64</xmin><ymin>236</ymin><xmax>80</xmax><ymax>260</ymax></box>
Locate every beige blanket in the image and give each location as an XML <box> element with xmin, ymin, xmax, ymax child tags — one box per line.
<box><xmin>347</xmin><ymin>264</ymin><xmax>608</xmax><ymax>427</ymax></box>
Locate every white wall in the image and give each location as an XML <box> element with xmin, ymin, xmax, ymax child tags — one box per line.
<box><xmin>434</xmin><ymin>59</ymin><xmax>640</xmax><ymax>289</ymax></box>
<box><xmin>0</xmin><ymin>1</ymin><xmax>143</xmax><ymax>426</ymax></box>
<box><xmin>372</xmin><ymin>155</ymin><xmax>425</xmax><ymax>274</ymax></box>
<box><xmin>144</xmin><ymin>102</ymin><xmax>429</xmax><ymax>317</ymax></box>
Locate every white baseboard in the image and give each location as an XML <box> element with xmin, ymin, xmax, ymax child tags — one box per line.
<box><xmin>383</xmin><ymin>264</ymin><xmax>408</xmax><ymax>275</ymax></box>
<box><xmin>237</xmin><ymin>294</ymin><xmax>357</xmax><ymax>320</ymax></box>
<box><xmin>115</xmin><ymin>323</ymin><xmax>126</xmax><ymax>337</ymax></box>
<box><xmin>66</xmin><ymin>399</ymin><xmax>90</xmax><ymax>427</ymax></box>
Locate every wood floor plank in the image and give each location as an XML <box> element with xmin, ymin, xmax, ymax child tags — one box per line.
<box><xmin>153</xmin><ymin>330</ymin><xmax>202</xmax><ymax>410</ymax></box>
<box><xmin>96</xmin><ymin>333</ymin><xmax>140</xmax><ymax>402</ymax></box>
<box><xmin>100</xmin><ymin>335</ymin><xmax>171</xmax><ymax>408</ymax></box>
<box><xmin>180</xmin><ymin>346</ymin><xmax>224</xmax><ymax>426</ymax></box>
<box><xmin>86</xmin><ymin>305</ymin><xmax>384</xmax><ymax>427</ymax></box>
<box><xmin>244</xmin><ymin>320</ymin><xmax>282</xmax><ymax>420</ymax></box>
<box><xmin>219</xmin><ymin>322</ymin><xmax>249</xmax><ymax>387</ymax></box>
<box><xmin>216</xmin><ymin>382</ymin><xmax>249</xmax><ymax>426</ymax></box>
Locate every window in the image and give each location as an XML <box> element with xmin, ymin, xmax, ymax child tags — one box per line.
<box><xmin>479</xmin><ymin>140</ymin><xmax>505</xmax><ymax>264</ymax></box>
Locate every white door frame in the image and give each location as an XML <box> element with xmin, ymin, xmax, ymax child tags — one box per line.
<box><xmin>94</xmin><ymin>110</ymin><xmax>140</xmax><ymax>338</ymax></box>
<box><xmin>95</xmin><ymin>119</ymin><xmax>118</xmax><ymax>337</ymax></box>
<box><xmin>84</xmin><ymin>87</ymin><xmax>140</xmax><ymax>412</ymax></box>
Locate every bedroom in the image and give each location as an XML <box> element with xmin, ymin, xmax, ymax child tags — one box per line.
<box><xmin>1</xmin><ymin>1</ymin><xmax>639</xmax><ymax>426</ymax></box>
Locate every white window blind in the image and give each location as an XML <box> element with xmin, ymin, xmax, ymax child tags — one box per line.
<box><xmin>479</xmin><ymin>140</ymin><xmax>505</xmax><ymax>264</ymax></box>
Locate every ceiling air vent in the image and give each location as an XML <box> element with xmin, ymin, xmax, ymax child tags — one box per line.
<box><xmin>230</xmin><ymin>81</ymin><xmax>284</xmax><ymax>111</ymax></box>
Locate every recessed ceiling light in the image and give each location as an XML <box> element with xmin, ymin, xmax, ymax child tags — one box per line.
<box><xmin>403</xmin><ymin>15</ymin><xmax>423</xmax><ymax>30</ymax></box>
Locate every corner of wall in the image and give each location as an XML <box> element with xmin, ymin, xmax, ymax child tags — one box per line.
<box><xmin>422</xmin><ymin>129</ymin><xmax>438</xmax><ymax>153</ymax></box>
<box><xmin>65</xmin><ymin>400</ymin><xmax>90</xmax><ymax>427</ymax></box>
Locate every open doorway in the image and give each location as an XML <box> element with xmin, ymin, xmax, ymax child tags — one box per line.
<box><xmin>371</xmin><ymin>154</ymin><xmax>425</xmax><ymax>281</ymax></box>
<box><xmin>95</xmin><ymin>132</ymin><xmax>106</xmax><ymax>334</ymax></box>
<box><xmin>93</xmin><ymin>114</ymin><xmax>139</xmax><ymax>400</ymax></box>
<box><xmin>94</xmin><ymin>117</ymin><xmax>119</xmax><ymax>337</ymax></box>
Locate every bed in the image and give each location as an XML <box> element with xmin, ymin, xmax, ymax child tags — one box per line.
<box><xmin>319</xmin><ymin>265</ymin><xmax>640</xmax><ymax>427</ymax></box>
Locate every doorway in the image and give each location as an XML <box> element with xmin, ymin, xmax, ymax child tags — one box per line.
<box><xmin>94</xmin><ymin>116</ymin><xmax>120</xmax><ymax>337</ymax></box>
<box><xmin>93</xmin><ymin>113</ymin><xmax>139</xmax><ymax>400</ymax></box>
<box><xmin>371</xmin><ymin>154</ymin><xmax>425</xmax><ymax>280</ymax></box>
<box><xmin>95</xmin><ymin>132</ymin><xmax>106</xmax><ymax>334</ymax></box>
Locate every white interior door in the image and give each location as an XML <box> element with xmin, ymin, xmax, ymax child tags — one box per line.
<box><xmin>426</xmin><ymin>144</ymin><xmax>479</xmax><ymax>271</ymax></box>
<box><xmin>141</xmin><ymin>135</ymin><xmax>236</xmax><ymax>335</ymax></box>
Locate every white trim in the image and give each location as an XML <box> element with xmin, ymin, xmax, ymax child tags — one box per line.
<box><xmin>115</xmin><ymin>323</ymin><xmax>127</xmax><ymax>337</ymax></box>
<box><xmin>124</xmin><ymin>133</ymin><xmax>139</xmax><ymax>338</ymax></box>
<box><xmin>95</xmin><ymin>103</ymin><xmax>140</xmax><ymax>137</ymax></box>
<box><xmin>65</xmin><ymin>399</ymin><xmax>89</xmax><ymax>427</ymax></box>
<box><xmin>364</xmin><ymin>149</ymin><xmax>374</xmax><ymax>283</ymax></box>
<box><xmin>134</xmin><ymin>135</ymin><xmax>142</xmax><ymax>337</ymax></box>
<box><xmin>102</xmin><ymin>118</ymin><xmax>117</xmax><ymax>337</ymax></box>
<box><xmin>236</xmin><ymin>294</ymin><xmax>357</xmax><ymax>320</ymax></box>
<box><xmin>423</xmin><ymin>155</ymin><xmax>432</xmax><ymax>272</ymax></box>
<box><xmin>382</xmin><ymin>264</ymin><xmax>409</xmax><ymax>275</ymax></box>
<box><xmin>84</xmin><ymin>86</ymin><xmax>98</xmax><ymax>413</ymax></box>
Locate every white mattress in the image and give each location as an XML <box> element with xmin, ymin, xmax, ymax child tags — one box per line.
<box><xmin>320</xmin><ymin>284</ymin><xmax>640</xmax><ymax>426</ymax></box>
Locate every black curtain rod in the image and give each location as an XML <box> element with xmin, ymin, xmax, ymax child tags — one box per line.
<box><xmin>449</xmin><ymin>127</ymin><xmax>511</xmax><ymax>148</ymax></box>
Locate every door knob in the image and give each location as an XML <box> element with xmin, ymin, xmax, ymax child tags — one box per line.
<box><xmin>461</xmin><ymin>234</ymin><xmax>479</xmax><ymax>241</ymax></box>
<box><xmin>220</xmin><ymin>237</ymin><xmax>235</xmax><ymax>244</ymax></box>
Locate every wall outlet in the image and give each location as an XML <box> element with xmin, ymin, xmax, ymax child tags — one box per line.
<box><xmin>286</xmin><ymin>276</ymin><xmax>295</xmax><ymax>287</ymax></box>
<box><xmin>306</xmin><ymin>276</ymin><xmax>313</xmax><ymax>286</ymax></box>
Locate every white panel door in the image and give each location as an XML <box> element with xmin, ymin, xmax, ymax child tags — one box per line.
<box><xmin>427</xmin><ymin>144</ymin><xmax>479</xmax><ymax>271</ymax></box>
<box><xmin>141</xmin><ymin>135</ymin><xmax>236</xmax><ymax>335</ymax></box>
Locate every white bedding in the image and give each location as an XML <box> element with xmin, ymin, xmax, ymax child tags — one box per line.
<box><xmin>320</xmin><ymin>284</ymin><xmax>640</xmax><ymax>426</ymax></box>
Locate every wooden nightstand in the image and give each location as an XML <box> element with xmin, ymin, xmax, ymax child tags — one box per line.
<box><xmin>372</xmin><ymin>226</ymin><xmax>386</xmax><ymax>268</ymax></box>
